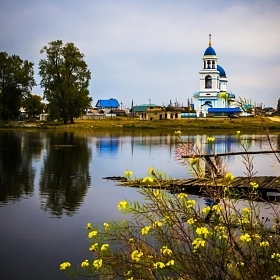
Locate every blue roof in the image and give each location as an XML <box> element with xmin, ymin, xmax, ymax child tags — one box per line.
<box><xmin>217</xmin><ymin>65</ymin><xmax>226</xmax><ymax>77</ymax></box>
<box><xmin>208</xmin><ymin>108</ymin><xmax>242</xmax><ymax>113</ymax></box>
<box><xmin>95</xmin><ymin>99</ymin><xmax>119</xmax><ymax>108</ymax></box>
<box><xmin>204</xmin><ymin>46</ymin><xmax>216</xmax><ymax>56</ymax></box>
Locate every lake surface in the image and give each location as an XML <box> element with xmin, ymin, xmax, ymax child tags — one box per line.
<box><xmin>0</xmin><ymin>130</ymin><xmax>279</xmax><ymax>279</ymax></box>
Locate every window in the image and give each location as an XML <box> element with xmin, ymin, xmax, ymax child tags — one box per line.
<box><xmin>205</xmin><ymin>75</ymin><xmax>212</xmax><ymax>88</ymax></box>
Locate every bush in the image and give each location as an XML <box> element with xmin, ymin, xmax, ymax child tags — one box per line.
<box><xmin>60</xmin><ymin>132</ymin><xmax>280</xmax><ymax>280</ymax></box>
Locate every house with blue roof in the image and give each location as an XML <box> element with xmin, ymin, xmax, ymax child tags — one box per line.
<box><xmin>193</xmin><ymin>35</ymin><xmax>242</xmax><ymax>117</ymax></box>
<box><xmin>95</xmin><ymin>98</ymin><xmax>120</xmax><ymax>115</ymax></box>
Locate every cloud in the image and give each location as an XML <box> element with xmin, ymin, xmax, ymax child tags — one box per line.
<box><xmin>1</xmin><ymin>0</ymin><xmax>280</xmax><ymax>107</ymax></box>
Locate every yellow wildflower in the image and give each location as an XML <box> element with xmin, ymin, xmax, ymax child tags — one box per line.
<box><xmin>224</xmin><ymin>172</ymin><xmax>234</xmax><ymax>183</ymax></box>
<box><xmin>163</xmin><ymin>216</ymin><xmax>170</xmax><ymax>222</ymax></box>
<box><xmin>187</xmin><ymin>218</ymin><xmax>197</xmax><ymax>225</ymax></box>
<box><xmin>202</xmin><ymin>206</ymin><xmax>211</xmax><ymax>213</ymax></box>
<box><xmin>142</xmin><ymin>177</ymin><xmax>154</xmax><ymax>183</ymax></box>
<box><xmin>236</xmin><ymin>131</ymin><xmax>241</xmax><ymax>134</ymax></box>
<box><xmin>131</xmin><ymin>250</ymin><xmax>143</xmax><ymax>262</ymax></box>
<box><xmin>253</xmin><ymin>234</ymin><xmax>261</xmax><ymax>239</ymax></box>
<box><xmin>125</xmin><ymin>270</ymin><xmax>133</xmax><ymax>280</ymax></box>
<box><xmin>250</xmin><ymin>181</ymin><xmax>259</xmax><ymax>189</ymax></box>
<box><xmin>242</xmin><ymin>207</ymin><xmax>250</xmax><ymax>215</ymax></box>
<box><xmin>141</xmin><ymin>226</ymin><xmax>151</xmax><ymax>235</ymax></box>
<box><xmin>175</xmin><ymin>130</ymin><xmax>181</xmax><ymax>135</ymax></box>
<box><xmin>100</xmin><ymin>244</ymin><xmax>109</xmax><ymax>251</ymax></box>
<box><xmin>154</xmin><ymin>189</ymin><xmax>163</xmax><ymax>199</ymax></box>
<box><xmin>125</xmin><ymin>170</ymin><xmax>133</xmax><ymax>178</ymax></box>
<box><xmin>148</xmin><ymin>167</ymin><xmax>154</xmax><ymax>175</ymax></box>
<box><xmin>214</xmin><ymin>226</ymin><xmax>228</xmax><ymax>239</ymax></box>
<box><xmin>178</xmin><ymin>193</ymin><xmax>188</xmax><ymax>199</ymax></box>
<box><xmin>60</xmin><ymin>262</ymin><xmax>71</xmax><ymax>270</ymax></box>
<box><xmin>86</xmin><ymin>223</ymin><xmax>92</xmax><ymax>229</ymax></box>
<box><xmin>81</xmin><ymin>259</ymin><xmax>89</xmax><ymax>267</ymax></box>
<box><xmin>260</xmin><ymin>241</ymin><xmax>270</xmax><ymax>247</ymax></box>
<box><xmin>117</xmin><ymin>200</ymin><xmax>129</xmax><ymax>211</ymax></box>
<box><xmin>89</xmin><ymin>242</ymin><xmax>99</xmax><ymax>251</ymax></box>
<box><xmin>206</xmin><ymin>136</ymin><xmax>215</xmax><ymax>143</ymax></box>
<box><xmin>271</xmin><ymin>275</ymin><xmax>280</xmax><ymax>280</ymax></box>
<box><xmin>93</xmin><ymin>259</ymin><xmax>102</xmax><ymax>269</ymax></box>
<box><xmin>214</xmin><ymin>225</ymin><xmax>226</xmax><ymax>232</ymax></box>
<box><xmin>153</xmin><ymin>221</ymin><xmax>163</xmax><ymax>227</ymax></box>
<box><xmin>212</xmin><ymin>204</ymin><xmax>222</xmax><ymax>212</ymax></box>
<box><xmin>192</xmin><ymin>238</ymin><xmax>206</xmax><ymax>251</ymax></box>
<box><xmin>160</xmin><ymin>246</ymin><xmax>172</xmax><ymax>256</ymax></box>
<box><xmin>227</xmin><ymin>262</ymin><xmax>233</xmax><ymax>269</ymax></box>
<box><xmin>88</xmin><ymin>230</ymin><xmax>98</xmax><ymax>238</ymax></box>
<box><xmin>271</xmin><ymin>253</ymin><xmax>280</xmax><ymax>261</ymax></box>
<box><xmin>240</xmin><ymin>233</ymin><xmax>251</xmax><ymax>242</ymax></box>
<box><xmin>196</xmin><ymin>226</ymin><xmax>209</xmax><ymax>238</ymax></box>
<box><xmin>104</xmin><ymin>222</ymin><xmax>110</xmax><ymax>230</ymax></box>
<box><xmin>189</xmin><ymin>157</ymin><xmax>199</xmax><ymax>165</ymax></box>
<box><xmin>166</xmin><ymin>259</ymin><xmax>175</xmax><ymax>266</ymax></box>
<box><xmin>187</xmin><ymin>199</ymin><xmax>196</xmax><ymax>208</ymax></box>
<box><xmin>153</xmin><ymin>261</ymin><xmax>165</xmax><ymax>269</ymax></box>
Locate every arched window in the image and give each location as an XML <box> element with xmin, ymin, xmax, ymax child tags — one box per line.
<box><xmin>205</xmin><ymin>75</ymin><xmax>212</xmax><ymax>88</ymax></box>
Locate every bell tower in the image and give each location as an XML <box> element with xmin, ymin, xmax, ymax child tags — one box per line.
<box><xmin>199</xmin><ymin>34</ymin><xmax>219</xmax><ymax>97</ymax></box>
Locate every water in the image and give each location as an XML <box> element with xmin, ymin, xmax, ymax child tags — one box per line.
<box><xmin>0</xmin><ymin>130</ymin><xmax>279</xmax><ymax>279</ymax></box>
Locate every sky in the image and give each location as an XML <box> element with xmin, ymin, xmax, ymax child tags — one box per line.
<box><xmin>1</xmin><ymin>0</ymin><xmax>280</xmax><ymax>109</ymax></box>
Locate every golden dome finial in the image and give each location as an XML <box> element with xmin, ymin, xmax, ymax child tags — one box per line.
<box><xmin>209</xmin><ymin>34</ymin><xmax>212</xmax><ymax>47</ymax></box>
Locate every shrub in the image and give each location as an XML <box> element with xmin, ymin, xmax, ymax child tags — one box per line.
<box><xmin>60</xmin><ymin>132</ymin><xmax>280</xmax><ymax>280</ymax></box>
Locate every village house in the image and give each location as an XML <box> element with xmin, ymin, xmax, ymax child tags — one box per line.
<box><xmin>132</xmin><ymin>104</ymin><xmax>181</xmax><ymax>120</ymax></box>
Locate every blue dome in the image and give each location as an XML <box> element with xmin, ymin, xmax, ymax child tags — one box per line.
<box><xmin>217</xmin><ymin>65</ymin><xmax>226</xmax><ymax>77</ymax></box>
<box><xmin>204</xmin><ymin>46</ymin><xmax>216</xmax><ymax>56</ymax></box>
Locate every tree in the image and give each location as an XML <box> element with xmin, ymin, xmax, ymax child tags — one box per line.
<box><xmin>0</xmin><ymin>52</ymin><xmax>36</xmax><ymax>121</ymax></box>
<box><xmin>39</xmin><ymin>40</ymin><xmax>92</xmax><ymax>124</ymax></box>
<box><xmin>219</xmin><ymin>91</ymin><xmax>228</xmax><ymax>107</ymax></box>
<box><xmin>23</xmin><ymin>94</ymin><xmax>45</xmax><ymax>118</ymax></box>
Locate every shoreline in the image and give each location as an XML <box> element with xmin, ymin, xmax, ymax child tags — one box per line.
<box><xmin>1</xmin><ymin>116</ymin><xmax>280</xmax><ymax>132</ymax></box>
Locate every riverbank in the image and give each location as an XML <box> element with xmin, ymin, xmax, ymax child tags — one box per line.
<box><xmin>1</xmin><ymin>115</ymin><xmax>280</xmax><ymax>132</ymax></box>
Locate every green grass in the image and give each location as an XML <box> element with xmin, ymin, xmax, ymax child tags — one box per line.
<box><xmin>1</xmin><ymin>116</ymin><xmax>280</xmax><ymax>133</ymax></box>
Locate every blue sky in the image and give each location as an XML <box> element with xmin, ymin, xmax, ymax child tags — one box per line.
<box><xmin>1</xmin><ymin>0</ymin><xmax>279</xmax><ymax>109</ymax></box>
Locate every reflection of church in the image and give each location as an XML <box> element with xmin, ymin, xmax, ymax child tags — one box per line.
<box><xmin>193</xmin><ymin>35</ymin><xmax>242</xmax><ymax>117</ymax></box>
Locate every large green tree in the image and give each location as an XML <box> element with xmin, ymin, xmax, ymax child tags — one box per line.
<box><xmin>39</xmin><ymin>40</ymin><xmax>92</xmax><ymax>124</ymax></box>
<box><xmin>0</xmin><ymin>52</ymin><xmax>36</xmax><ymax>120</ymax></box>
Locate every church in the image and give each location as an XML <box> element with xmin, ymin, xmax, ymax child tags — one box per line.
<box><xmin>193</xmin><ymin>35</ymin><xmax>242</xmax><ymax>117</ymax></box>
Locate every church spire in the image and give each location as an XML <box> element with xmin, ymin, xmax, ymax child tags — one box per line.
<box><xmin>209</xmin><ymin>34</ymin><xmax>212</xmax><ymax>47</ymax></box>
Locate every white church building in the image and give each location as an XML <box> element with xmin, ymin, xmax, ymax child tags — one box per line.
<box><xmin>193</xmin><ymin>35</ymin><xmax>242</xmax><ymax>117</ymax></box>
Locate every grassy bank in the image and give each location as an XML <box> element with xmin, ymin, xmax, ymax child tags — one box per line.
<box><xmin>1</xmin><ymin>116</ymin><xmax>280</xmax><ymax>133</ymax></box>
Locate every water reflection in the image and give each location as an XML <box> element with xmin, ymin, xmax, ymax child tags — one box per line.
<box><xmin>96</xmin><ymin>138</ymin><xmax>120</xmax><ymax>157</ymax></box>
<box><xmin>0</xmin><ymin>131</ymin><xmax>279</xmax><ymax>212</ymax></box>
<box><xmin>0</xmin><ymin>131</ymin><xmax>36</xmax><ymax>203</ymax></box>
<box><xmin>39</xmin><ymin>132</ymin><xmax>91</xmax><ymax>216</ymax></box>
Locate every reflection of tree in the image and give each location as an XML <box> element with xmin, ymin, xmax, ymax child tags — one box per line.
<box><xmin>0</xmin><ymin>132</ymin><xmax>35</xmax><ymax>203</ymax></box>
<box><xmin>39</xmin><ymin>132</ymin><xmax>91</xmax><ymax>216</ymax></box>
